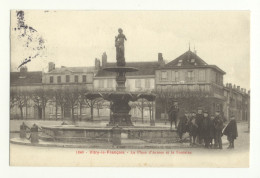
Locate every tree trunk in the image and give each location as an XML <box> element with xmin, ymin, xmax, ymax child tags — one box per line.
<box><xmin>42</xmin><ymin>107</ymin><xmax>45</xmax><ymax>120</ymax></box>
<box><xmin>55</xmin><ymin>101</ymin><xmax>58</xmax><ymax>121</ymax></box>
<box><xmin>90</xmin><ymin>100</ymin><xmax>94</xmax><ymax>121</ymax></box>
<box><xmin>19</xmin><ymin>106</ymin><xmax>23</xmax><ymax>120</ymax></box>
<box><xmin>141</xmin><ymin>99</ymin><xmax>144</xmax><ymax>123</ymax></box>
<box><xmin>25</xmin><ymin>103</ymin><xmax>28</xmax><ymax>120</ymax></box>
<box><xmin>61</xmin><ymin>107</ymin><xmax>64</xmax><ymax>120</ymax></box>
<box><xmin>71</xmin><ymin>107</ymin><xmax>75</xmax><ymax>122</ymax></box>
<box><xmin>79</xmin><ymin>103</ymin><xmax>82</xmax><ymax>121</ymax></box>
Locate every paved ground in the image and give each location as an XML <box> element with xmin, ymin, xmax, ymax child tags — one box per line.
<box><xmin>9</xmin><ymin>122</ymin><xmax>249</xmax><ymax>167</ymax></box>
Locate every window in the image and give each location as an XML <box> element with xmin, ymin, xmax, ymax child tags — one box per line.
<box><xmin>50</xmin><ymin>76</ymin><xmax>53</xmax><ymax>83</ymax></box>
<box><xmin>82</xmin><ymin>75</ymin><xmax>86</xmax><ymax>83</ymax></box>
<box><xmin>57</xmin><ymin>76</ymin><xmax>61</xmax><ymax>83</ymax></box>
<box><xmin>191</xmin><ymin>58</ymin><xmax>195</xmax><ymax>63</ymax></box>
<box><xmin>145</xmin><ymin>79</ymin><xmax>150</xmax><ymax>88</ymax></box>
<box><xmin>172</xmin><ymin>71</ymin><xmax>179</xmax><ymax>81</ymax></box>
<box><xmin>198</xmin><ymin>70</ymin><xmax>206</xmax><ymax>81</ymax></box>
<box><xmin>107</xmin><ymin>79</ymin><xmax>113</xmax><ymax>88</ymax></box>
<box><xmin>187</xmin><ymin>71</ymin><xmax>194</xmax><ymax>81</ymax></box>
<box><xmin>135</xmin><ymin>79</ymin><xmax>141</xmax><ymax>88</ymax></box>
<box><xmin>66</xmin><ymin>75</ymin><xmax>70</xmax><ymax>83</ymax></box>
<box><xmin>86</xmin><ymin>73</ymin><xmax>93</xmax><ymax>83</ymax></box>
<box><xmin>99</xmin><ymin>80</ymin><xmax>104</xmax><ymax>88</ymax></box>
<box><xmin>161</xmin><ymin>71</ymin><xmax>168</xmax><ymax>80</ymax></box>
<box><xmin>74</xmin><ymin>75</ymin><xmax>78</xmax><ymax>83</ymax></box>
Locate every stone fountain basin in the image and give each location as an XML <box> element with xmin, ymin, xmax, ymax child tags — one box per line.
<box><xmin>40</xmin><ymin>125</ymin><xmax>179</xmax><ymax>143</ymax></box>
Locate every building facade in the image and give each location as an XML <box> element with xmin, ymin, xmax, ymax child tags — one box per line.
<box><xmin>155</xmin><ymin>50</ymin><xmax>226</xmax><ymax>119</ymax></box>
<box><xmin>223</xmin><ymin>83</ymin><xmax>250</xmax><ymax>121</ymax></box>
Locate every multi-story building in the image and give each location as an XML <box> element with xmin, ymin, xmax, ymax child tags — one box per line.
<box><xmin>41</xmin><ymin>62</ymin><xmax>97</xmax><ymax>119</ymax></box>
<box><xmin>223</xmin><ymin>83</ymin><xmax>250</xmax><ymax>121</ymax></box>
<box><xmin>155</xmin><ymin>49</ymin><xmax>226</xmax><ymax>119</ymax></box>
<box><xmin>42</xmin><ymin>62</ymin><xmax>95</xmax><ymax>90</ymax></box>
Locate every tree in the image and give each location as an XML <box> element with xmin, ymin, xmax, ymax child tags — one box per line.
<box><xmin>56</xmin><ymin>89</ymin><xmax>66</xmax><ymax>120</ymax></box>
<box><xmin>94</xmin><ymin>98</ymin><xmax>105</xmax><ymax>118</ymax></box>
<box><xmin>85</xmin><ymin>92</ymin><xmax>102</xmax><ymax>121</ymax></box>
<box><xmin>33</xmin><ymin>88</ymin><xmax>50</xmax><ymax>120</ymax></box>
<box><xmin>14</xmin><ymin>91</ymin><xmax>30</xmax><ymax>120</ymax></box>
<box><xmin>10</xmin><ymin>90</ymin><xmax>17</xmax><ymax>110</ymax></box>
<box><xmin>77</xmin><ymin>89</ymin><xmax>88</xmax><ymax>121</ymax></box>
<box><xmin>64</xmin><ymin>87</ymin><xmax>80</xmax><ymax>122</ymax></box>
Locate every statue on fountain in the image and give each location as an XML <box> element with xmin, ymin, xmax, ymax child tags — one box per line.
<box><xmin>115</xmin><ymin>28</ymin><xmax>127</xmax><ymax>66</ymax></box>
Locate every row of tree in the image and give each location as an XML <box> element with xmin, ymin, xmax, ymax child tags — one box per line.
<box><xmin>10</xmin><ymin>87</ymin><xmax>156</xmax><ymax>122</ymax></box>
<box><xmin>10</xmin><ymin>87</ymin><xmax>105</xmax><ymax>121</ymax></box>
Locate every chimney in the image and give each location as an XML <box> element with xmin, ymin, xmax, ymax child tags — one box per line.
<box><xmin>95</xmin><ymin>58</ymin><xmax>100</xmax><ymax>70</ymax></box>
<box><xmin>48</xmin><ymin>62</ymin><xmax>55</xmax><ymax>72</ymax></box>
<box><xmin>237</xmin><ymin>86</ymin><xmax>240</xmax><ymax>91</ymax></box>
<box><xmin>226</xmin><ymin>83</ymin><xmax>229</xmax><ymax>87</ymax></box>
<box><xmin>102</xmin><ymin>52</ymin><xmax>107</xmax><ymax>67</ymax></box>
<box><xmin>229</xmin><ymin>83</ymin><xmax>232</xmax><ymax>88</ymax></box>
<box><xmin>20</xmin><ymin>66</ymin><xmax>28</xmax><ymax>74</ymax></box>
<box><xmin>158</xmin><ymin>53</ymin><xmax>165</xmax><ymax>66</ymax></box>
<box><xmin>233</xmin><ymin>84</ymin><xmax>236</xmax><ymax>89</ymax></box>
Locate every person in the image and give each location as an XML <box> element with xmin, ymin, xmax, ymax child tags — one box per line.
<box><xmin>188</xmin><ymin>110</ymin><xmax>198</xmax><ymax>146</ymax></box>
<box><xmin>168</xmin><ymin>101</ymin><xmax>179</xmax><ymax>129</ymax></box>
<box><xmin>177</xmin><ymin>110</ymin><xmax>189</xmax><ymax>142</ymax></box>
<box><xmin>196</xmin><ymin>107</ymin><xmax>204</xmax><ymax>144</ymax></box>
<box><xmin>201</xmin><ymin>110</ymin><xmax>210</xmax><ymax>148</ymax></box>
<box><xmin>208</xmin><ymin>114</ymin><xmax>216</xmax><ymax>148</ymax></box>
<box><xmin>214</xmin><ymin>110</ymin><xmax>224</xmax><ymax>149</ymax></box>
<box><xmin>223</xmin><ymin>115</ymin><xmax>238</xmax><ymax>149</ymax></box>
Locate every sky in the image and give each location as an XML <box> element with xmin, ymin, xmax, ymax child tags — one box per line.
<box><xmin>10</xmin><ymin>10</ymin><xmax>250</xmax><ymax>90</ymax></box>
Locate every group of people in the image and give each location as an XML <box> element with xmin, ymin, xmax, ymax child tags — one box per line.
<box><xmin>168</xmin><ymin>104</ymin><xmax>238</xmax><ymax>149</ymax></box>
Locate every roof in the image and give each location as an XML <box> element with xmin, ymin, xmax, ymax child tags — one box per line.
<box><xmin>10</xmin><ymin>71</ymin><xmax>42</xmax><ymax>85</ymax></box>
<box><xmin>165</xmin><ymin>50</ymin><xmax>208</xmax><ymax>67</ymax></box>
<box><xmin>48</xmin><ymin>66</ymin><xmax>96</xmax><ymax>74</ymax></box>
<box><xmin>95</xmin><ymin>61</ymin><xmax>160</xmax><ymax>77</ymax></box>
<box><xmin>162</xmin><ymin>50</ymin><xmax>226</xmax><ymax>74</ymax></box>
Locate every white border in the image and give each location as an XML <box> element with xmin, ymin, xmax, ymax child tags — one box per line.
<box><xmin>1</xmin><ymin>0</ymin><xmax>260</xmax><ymax>178</ymax></box>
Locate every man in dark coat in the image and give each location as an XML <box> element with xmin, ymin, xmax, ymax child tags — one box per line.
<box><xmin>214</xmin><ymin>110</ymin><xmax>224</xmax><ymax>149</ymax></box>
<box><xmin>168</xmin><ymin>101</ymin><xmax>179</xmax><ymax>129</ymax></box>
<box><xmin>223</xmin><ymin>115</ymin><xmax>238</xmax><ymax>149</ymax></box>
<box><xmin>196</xmin><ymin>107</ymin><xmax>204</xmax><ymax>144</ymax></box>
<box><xmin>188</xmin><ymin>110</ymin><xmax>198</xmax><ymax>146</ymax></box>
<box><xmin>208</xmin><ymin>114</ymin><xmax>216</xmax><ymax>148</ymax></box>
<box><xmin>201</xmin><ymin>110</ymin><xmax>210</xmax><ymax>148</ymax></box>
<box><xmin>177</xmin><ymin>110</ymin><xmax>189</xmax><ymax>142</ymax></box>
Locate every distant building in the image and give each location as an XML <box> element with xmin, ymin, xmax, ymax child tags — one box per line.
<box><xmin>42</xmin><ymin>62</ymin><xmax>96</xmax><ymax>90</ymax></box>
<box><xmin>42</xmin><ymin>62</ymin><xmax>97</xmax><ymax>119</ymax></box>
<box><xmin>223</xmin><ymin>83</ymin><xmax>250</xmax><ymax>121</ymax></box>
<box><xmin>10</xmin><ymin>66</ymin><xmax>43</xmax><ymax>119</ymax></box>
<box><xmin>155</xmin><ymin>49</ymin><xmax>226</xmax><ymax>119</ymax></box>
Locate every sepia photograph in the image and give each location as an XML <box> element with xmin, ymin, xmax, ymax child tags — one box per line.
<box><xmin>9</xmin><ymin>10</ymin><xmax>250</xmax><ymax>167</ymax></box>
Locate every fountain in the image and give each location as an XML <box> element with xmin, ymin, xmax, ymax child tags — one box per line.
<box><xmin>103</xmin><ymin>28</ymin><xmax>139</xmax><ymax>126</ymax></box>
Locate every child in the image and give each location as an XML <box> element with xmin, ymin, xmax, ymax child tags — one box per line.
<box><xmin>223</xmin><ymin>115</ymin><xmax>238</xmax><ymax>149</ymax></box>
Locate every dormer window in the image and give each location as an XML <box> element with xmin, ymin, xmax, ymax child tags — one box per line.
<box><xmin>177</xmin><ymin>63</ymin><xmax>182</xmax><ymax>66</ymax></box>
<box><xmin>191</xmin><ymin>58</ymin><xmax>195</xmax><ymax>63</ymax></box>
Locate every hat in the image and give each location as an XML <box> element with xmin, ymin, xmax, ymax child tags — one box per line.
<box><xmin>191</xmin><ymin>110</ymin><xmax>196</xmax><ymax>113</ymax></box>
<box><xmin>230</xmin><ymin>115</ymin><xmax>235</xmax><ymax>118</ymax></box>
<box><xmin>210</xmin><ymin>114</ymin><xmax>215</xmax><ymax>117</ymax></box>
<box><xmin>215</xmin><ymin>110</ymin><xmax>220</xmax><ymax>113</ymax></box>
<box><xmin>184</xmin><ymin>110</ymin><xmax>189</xmax><ymax>114</ymax></box>
<box><xmin>203</xmin><ymin>110</ymin><xmax>208</xmax><ymax>113</ymax></box>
